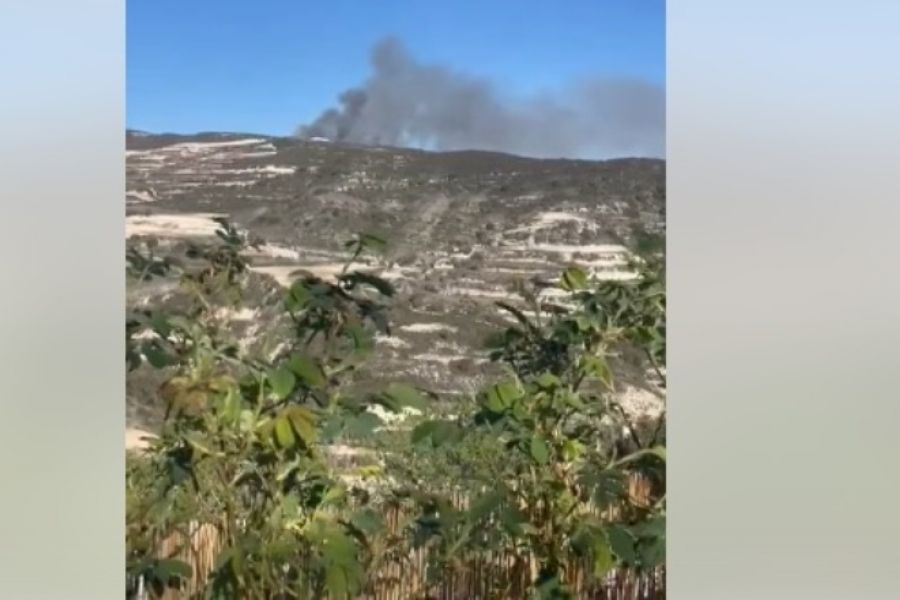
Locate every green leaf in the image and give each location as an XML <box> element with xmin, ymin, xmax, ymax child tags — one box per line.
<box><xmin>273</xmin><ymin>416</ymin><xmax>295</xmax><ymax>449</ymax></box>
<box><xmin>142</xmin><ymin>342</ymin><xmax>176</xmax><ymax>368</ymax></box>
<box><xmin>582</xmin><ymin>469</ymin><xmax>627</xmax><ymax>509</ymax></box>
<box><xmin>317</xmin><ymin>522</ymin><xmax>359</xmax><ymax>566</ymax></box>
<box><xmin>287</xmin><ymin>353</ymin><xmax>325</xmax><ymax>388</ymax></box>
<box><xmin>267</xmin><ymin>367</ymin><xmax>296</xmax><ymax>400</ymax></box>
<box><xmin>383</xmin><ymin>383</ymin><xmax>427</xmax><ymax>410</ymax></box>
<box><xmin>350</xmin><ymin>508</ymin><xmax>384</xmax><ymax>536</ymax></box>
<box><xmin>217</xmin><ymin>387</ymin><xmax>241</xmax><ymax>423</ymax></box>
<box><xmin>285</xmin><ymin>281</ymin><xmax>312</xmax><ymax>311</ymax></box>
<box><xmin>608</xmin><ymin>525</ymin><xmax>637</xmax><ymax>565</ymax></box>
<box><xmin>325</xmin><ymin>563</ymin><xmax>349</xmax><ymax>600</ymax></box>
<box><xmin>563</xmin><ymin>391</ymin><xmax>586</xmax><ymax>410</ymax></box>
<box><xmin>410</xmin><ymin>421</ymin><xmax>437</xmax><ymax>446</ymax></box>
<box><xmin>560</xmin><ymin>265</ymin><xmax>589</xmax><ymax>291</ymax></box>
<box><xmin>344</xmin><ymin>412</ymin><xmax>383</xmax><ymax>439</ymax></box>
<box><xmin>535</xmin><ymin>372</ymin><xmax>561</xmax><ymax>390</ymax></box>
<box><xmin>579</xmin><ymin>354</ymin><xmax>613</xmax><ymax>388</ymax></box>
<box><xmin>358</xmin><ymin>233</ymin><xmax>388</xmax><ymax>254</ymax></box>
<box><xmin>592</xmin><ymin>534</ymin><xmax>614</xmax><ymax>578</ymax></box>
<box><xmin>345</xmin><ymin>323</ymin><xmax>375</xmax><ymax>354</ymax></box>
<box><xmin>149</xmin><ymin>313</ymin><xmax>173</xmax><ymax>337</ymax></box>
<box><xmin>484</xmin><ymin>390</ymin><xmax>506</xmax><ymax>413</ymax></box>
<box><xmin>497</xmin><ymin>379</ymin><xmax>524</xmax><ymax>403</ymax></box>
<box><xmin>571</xmin><ymin>524</ymin><xmax>614</xmax><ymax>578</ymax></box>
<box><xmin>512</xmin><ymin>401</ymin><xmax>530</xmax><ymax>422</ymax></box>
<box><xmin>431</xmin><ymin>420</ymin><xmax>461</xmax><ymax>446</ymax></box>
<box><xmin>561</xmin><ymin>439</ymin><xmax>584</xmax><ymax>462</ymax></box>
<box><xmin>319</xmin><ymin>414</ymin><xmax>343</xmax><ymax>441</ymax></box>
<box><xmin>284</xmin><ymin>406</ymin><xmax>318</xmax><ymax>446</ymax></box>
<box><xmin>153</xmin><ymin>558</ymin><xmax>192</xmax><ymax>581</ymax></box>
<box><xmin>411</xmin><ymin>420</ymin><xmax>460</xmax><ymax>448</ymax></box>
<box><xmin>571</xmin><ymin>524</ymin><xmax>595</xmax><ymax>555</ymax></box>
<box><xmin>637</xmin><ymin>534</ymin><xmax>666</xmax><ymax>569</ymax></box>
<box><xmin>321</xmin><ymin>485</ymin><xmax>346</xmax><ymax>508</ymax></box>
<box><xmin>631</xmin><ymin>516</ymin><xmax>666</xmax><ymax>539</ymax></box>
<box><xmin>574</xmin><ymin>314</ymin><xmax>594</xmax><ymax>332</ymax></box>
<box><xmin>485</xmin><ymin>379</ymin><xmax>522</xmax><ymax>412</ymax></box>
<box><xmin>529</xmin><ymin>435</ymin><xmax>550</xmax><ymax>465</ymax></box>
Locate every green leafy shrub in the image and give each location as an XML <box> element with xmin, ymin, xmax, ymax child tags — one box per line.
<box><xmin>126</xmin><ymin>223</ymin><xmax>407</xmax><ymax>598</ymax></box>
<box><xmin>400</xmin><ymin>261</ymin><xmax>666</xmax><ymax>597</ymax></box>
<box><xmin>125</xmin><ymin>222</ymin><xmax>666</xmax><ymax>599</ymax></box>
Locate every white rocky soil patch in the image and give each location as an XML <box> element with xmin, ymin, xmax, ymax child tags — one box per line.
<box><xmin>616</xmin><ymin>384</ymin><xmax>665</xmax><ymax>419</ymax></box>
<box><xmin>375</xmin><ymin>334</ymin><xmax>411</xmax><ymax>349</ymax></box>
<box><xmin>126</xmin><ymin>189</ymin><xmax>157</xmax><ymax>204</ymax></box>
<box><xmin>126</xmin><ymin>428</ymin><xmax>157</xmax><ymax>452</ymax></box>
<box><xmin>399</xmin><ymin>323</ymin><xmax>459</xmax><ymax>334</ymax></box>
<box><xmin>124</xmin><ymin>138</ymin><xmax>291</xmax><ymax>203</ymax></box>
<box><xmin>126</xmin><ymin>213</ymin><xmax>227</xmax><ymax>238</ymax></box>
<box><xmin>244</xmin><ymin>243</ymin><xmax>302</xmax><ymax>261</ymax></box>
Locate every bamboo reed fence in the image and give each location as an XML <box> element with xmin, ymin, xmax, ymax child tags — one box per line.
<box><xmin>132</xmin><ymin>474</ymin><xmax>663</xmax><ymax>599</ymax></box>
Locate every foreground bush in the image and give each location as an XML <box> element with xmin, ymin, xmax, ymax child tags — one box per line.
<box><xmin>125</xmin><ymin>221</ymin><xmax>665</xmax><ymax>599</ymax></box>
<box><xmin>388</xmin><ymin>262</ymin><xmax>665</xmax><ymax>598</ymax></box>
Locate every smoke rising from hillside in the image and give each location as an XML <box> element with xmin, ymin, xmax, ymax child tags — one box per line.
<box><xmin>297</xmin><ymin>37</ymin><xmax>664</xmax><ymax>160</ymax></box>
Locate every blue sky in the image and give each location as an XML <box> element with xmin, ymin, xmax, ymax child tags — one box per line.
<box><xmin>127</xmin><ymin>0</ymin><xmax>664</xmax><ymax>136</ymax></box>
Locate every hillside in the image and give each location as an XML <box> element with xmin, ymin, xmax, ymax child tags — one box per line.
<box><xmin>126</xmin><ymin>132</ymin><xmax>665</xmax><ymax>430</ymax></box>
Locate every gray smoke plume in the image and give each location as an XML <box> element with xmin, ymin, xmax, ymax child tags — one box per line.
<box><xmin>297</xmin><ymin>37</ymin><xmax>664</xmax><ymax>159</ymax></box>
